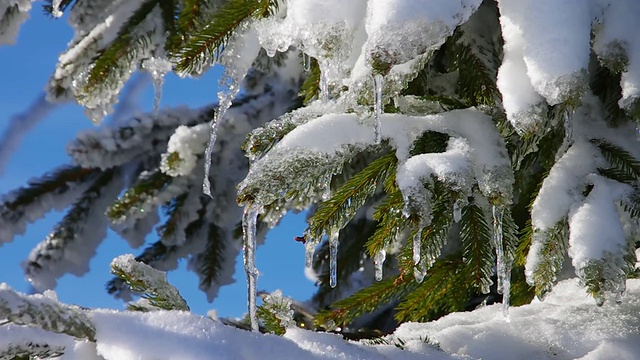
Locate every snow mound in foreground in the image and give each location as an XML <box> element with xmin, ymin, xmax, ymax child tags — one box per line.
<box><xmin>82</xmin><ymin>279</ymin><xmax>639</xmax><ymax>360</ymax></box>
<box><xmin>392</xmin><ymin>278</ymin><xmax>640</xmax><ymax>359</ymax></box>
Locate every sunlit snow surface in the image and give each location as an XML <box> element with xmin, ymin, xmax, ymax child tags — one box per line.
<box><xmin>5</xmin><ymin>279</ymin><xmax>633</xmax><ymax>359</ymax></box>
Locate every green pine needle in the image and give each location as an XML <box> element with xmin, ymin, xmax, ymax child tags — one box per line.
<box><xmin>315</xmin><ymin>275</ymin><xmax>416</xmax><ymax>328</ymax></box>
<box><xmin>0</xmin><ymin>166</ymin><xmax>98</xmax><ymax>213</ymax></box>
<box><xmin>395</xmin><ymin>255</ymin><xmax>472</xmax><ymax>322</ymax></box>
<box><xmin>306</xmin><ymin>152</ymin><xmax>397</xmax><ymax>241</ymax></box>
<box><xmin>593</xmin><ymin>139</ymin><xmax>640</xmax><ymax>181</ymax></box>
<box><xmin>83</xmin><ymin>0</ymin><xmax>160</xmax><ymax>96</ymax></box>
<box><xmin>531</xmin><ymin>218</ymin><xmax>569</xmax><ymax>299</ymax></box>
<box><xmin>106</xmin><ymin>170</ymin><xmax>173</xmax><ymax>223</ymax></box>
<box><xmin>198</xmin><ymin>224</ymin><xmax>226</xmax><ymax>289</ymax></box>
<box><xmin>460</xmin><ymin>201</ymin><xmax>494</xmax><ymax>292</ymax></box>
<box><xmin>174</xmin><ymin>0</ymin><xmax>277</xmax><ymax>75</ymax></box>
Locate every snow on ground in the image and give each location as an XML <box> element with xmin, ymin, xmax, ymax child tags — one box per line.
<box><xmin>44</xmin><ymin>278</ymin><xmax>638</xmax><ymax>360</ymax></box>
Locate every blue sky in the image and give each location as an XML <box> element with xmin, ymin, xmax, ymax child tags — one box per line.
<box><xmin>0</xmin><ymin>7</ymin><xmax>315</xmax><ymax>318</ymax></box>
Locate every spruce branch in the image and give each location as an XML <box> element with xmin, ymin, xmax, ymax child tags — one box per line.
<box><xmin>298</xmin><ymin>57</ymin><xmax>320</xmax><ymax>104</ymax></box>
<box><xmin>447</xmin><ymin>33</ymin><xmax>500</xmax><ymax>107</ymax></box>
<box><xmin>590</xmin><ymin>59</ymin><xmax>626</xmax><ymax>127</ymax></box>
<box><xmin>531</xmin><ymin>218</ymin><xmax>569</xmax><ymax>299</ymax></box>
<box><xmin>0</xmin><ymin>340</ymin><xmax>65</xmax><ymax>360</ymax></box>
<box><xmin>592</xmin><ymin>139</ymin><xmax>640</xmax><ymax>181</ymax></box>
<box><xmin>306</xmin><ymin>152</ymin><xmax>396</xmax><ymax>240</ymax></box>
<box><xmin>414</xmin><ymin>180</ymin><xmax>455</xmax><ymax>273</ymax></box>
<box><xmin>174</xmin><ymin>0</ymin><xmax>277</xmax><ymax>74</ymax></box>
<box><xmin>0</xmin><ymin>284</ymin><xmax>95</xmax><ymax>341</ymax></box>
<box><xmin>315</xmin><ymin>276</ymin><xmax>416</xmax><ymax>328</ymax></box>
<box><xmin>0</xmin><ymin>166</ymin><xmax>98</xmax><ymax>214</ymax></box>
<box><xmin>83</xmin><ymin>0</ymin><xmax>160</xmax><ymax>96</ymax></box>
<box><xmin>106</xmin><ymin>170</ymin><xmax>173</xmax><ymax>223</ymax></box>
<box><xmin>156</xmin><ymin>192</ymin><xmax>190</xmax><ymax>243</ymax></box>
<box><xmin>23</xmin><ymin>169</ymin><xmax>118</xmax><ymax>289</ymax></box>
<box><xmin>198</xmin><ymin>224</ymin><xmax>226</xmax><ymax>290</ymax></box>
<box><xmin>367</xmin><ymin>189</ymin><xmax>407</xmax><ymax>257</ymax></box>
<box><xmin>111</xmin><ymin>254</ymin><xmax>189</xmax><ymax>311</ymax></box>
<box><xmin>394</xmin><ymin>255</ymin><xmax>472</xmax><ymax>322</ymax></box>
<box><xmin>460</xmin><ymin>201</ymin><xmax>494</xmax><ymax>292</ymax></box>
<box><xmin>257</xmin><ymin>290</ymin><xmax>294</xmax><ymax>336</ymax></box>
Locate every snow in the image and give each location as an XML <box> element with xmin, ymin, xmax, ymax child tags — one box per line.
<box><xmin>4</xmin><ymin>279</ymin><xmax>639</xmax><ymax>359</ymax></box>
<box><xmin>391</xmin><ymin>278</ymin><xmax>640</xmax><ymax>360</ymax></box>
<box><xmin>0</xmin><ymin>0</ymin><xmax>32</xmax><ymax>45</ymax></box>
<box><xmin>567</xmin><ymin>175</ymin><xmax>630</xmax><ymax>275</ymax></box>
<box><xmin>161</xmin><ymin>123</ymin><xmax>210</xmax><ymax>177</ymax></box>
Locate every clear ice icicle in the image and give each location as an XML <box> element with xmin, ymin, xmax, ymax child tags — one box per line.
<box><xmin>413</xmin><ymin>229</ymin><xmax>425</xmax><ymax>283</ymax></box>
<box><xmin>202</xmin><ymin>111</ymin><xmax>221</xmax><ymax>198</ymax></box>
<box><xmin>141</xmin><ymin>57</ymin><xmax>173</xmax><ymax>115</ymax></box>
<box><xmin>492</xmin><ymin>205</ymin><xmax>511</xmax><ymax>318</ymax></box>
<box><xmin>374</xmin><ymin>249</ymin><xmax>386</xmax><ymax>281</ymax></box>
<box><xmin>320</xmin><ymin>68</ymin><xmax>329</xmax><ymax>103</ymax></box>
<box><xmin>303</xmin><ymin>53</ymin><xmax>311</xmax><ymax>72</ymax></box>
<box><xmin>453</xmin><ymin>200</ymin><xmax>462</xmax><ymax>223</ymax></box>
<box><xmin>373</xmin><ymin>74</ymin><xmax>384</xmax><ymax>144</ymax></box>
<box><xmin>242</xmin><ymin>204</ymin><xmax>260</xmax><ymax>332</ymax></box>
<box><xmin>555</xmin><ymin>109</ymin><xmax>574</xmax><ymax>160</ymax></box>
<box><xmin>329</xmin><ymin>231</ymin><xmax>339</xmax><ymax>288</ymax></box>
<box><xmin>304</xmin><ymin>235</ymin><xmax>318</xmax><ymax>268</ymax></box>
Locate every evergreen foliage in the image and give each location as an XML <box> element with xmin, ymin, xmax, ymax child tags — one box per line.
<box><xmin>1</xmin><ymin>0</ymin><xmax>640</xmax><ymax>355</ymax></box>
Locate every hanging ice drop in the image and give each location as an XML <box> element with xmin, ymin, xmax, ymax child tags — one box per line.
<box><xmin>303</xmin><ymin>52</ymin><xmax>311</xmax><ymax>72</ymax></box>
<box><xmin>453</xmin><ymin>200</ymin><xmax>462</xmax><ymax>223</ymax></box>
<box><xmin>142</xmin><ymin>57</ymin><xmax>172</xmax><ymax>115</ymax></box>
<box><xmin>320</xmin><ymin>68</ymin><xmax>329</xmax><ymax>103</ymax></box>
<box><xmin>242</xmin><ymin>204</ymin><xmax>260</xmax><ymax>332</ymax></box>
<box><xmin>202</xmin><ymin>111</ymin><xmax>221</xmax><ymax>198</ymax></box>
<box><xmin>413</xmin><ymin>229</ymin><xmax>425</xmax><ymax>283</ymax></box>
<box><xmin>555</xmin><ymin>109</ymin><xmax>574</xmax><ymax>160</ymax></box>
<box><xmin>491</xmin><ymin>205</ymin><xmax>511</xmax><ymax>318</ymax></box>
<box><xmin>374</xmin><ymin>249</ymin><xmax>386</xmax><ymax>281</ymax></box>
<box><xmin>304</xmin><ymin>235</ymin><xmax>318</xmax><ymax>268</ymax></box>
<box><xmin>329</xmin><ymin>231</ymin><xmax>339</xmax><ymax>288</ymax></box>
<box><xmin>373</xmin><ymin>74</ymin><xmax>384</xmax><ymax>144</ymax></box>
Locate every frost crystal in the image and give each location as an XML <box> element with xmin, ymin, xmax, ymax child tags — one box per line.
<box><xmin>261</xmin><ymin>289</ymin><xmax>295</xmax><ymax>329</ymax></box>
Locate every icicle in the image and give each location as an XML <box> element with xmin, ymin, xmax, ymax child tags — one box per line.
<box><xmin>555</xmin><ymin>109</ymin><xmax>574</xmax><ymax>160</ymax></box>
<box><xmin>412</xmin><ymin>229</ymin><xmax>425</xmax><ymax>283</ymax></box>
<box><xmin>373</xmin><ymin>74</ymin><xmax>384</xmax><ymax>144</ymax></box>
<box><xmin>319</xmin><ymin>173</ymin><xmax>332</xmax><ymax>201</ymax></box>
<box><xmin>202</xmin><ymin>110</ymin><xmax>221</xmax><ymax>198</ymax></box>
<box><xmin>374</xmin><ymin>249</ymin><xmax>386</xmax><ymax>281</ymax></box>
<box><xmin>453</xmin><ymin>200</ymin><xmax>462</xmax><ymax>223</ymax></box>
<box><xmin>616</xmin><ymin>276</ymin><xmax>626</xmax><ymax>304</ymax></box>
<box><xmin>329</xmin><ymin>230</ymin><xmax>339</xmax><ymax>288</ymax></box>
<box><xmin>492</xmin><ymin>205</ymin><xmax>510</xmax><ymax>319</ymax></box>
<box><xmin>303</xmin><ymin>53</ymin><xmax>311</xmax><ymax>72</ymax></box>
<box><xmin>242</xmin><ymin>204</ymin><xmax>261</xmax><ymax>332</ymax></box>
<box><xmin>320</xmin><ymin>68</ymin><xmax>330</xmax><ymax>103</ymax></box>
<box><xmin>304</xmin><ymin>234</ymin><xmax>318</xmax><ymax>268</ymax></box>
<box><xmin>141</xmin><ymin>58</ymin><xmax>172</xmax><ymax>115</ymax></box>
